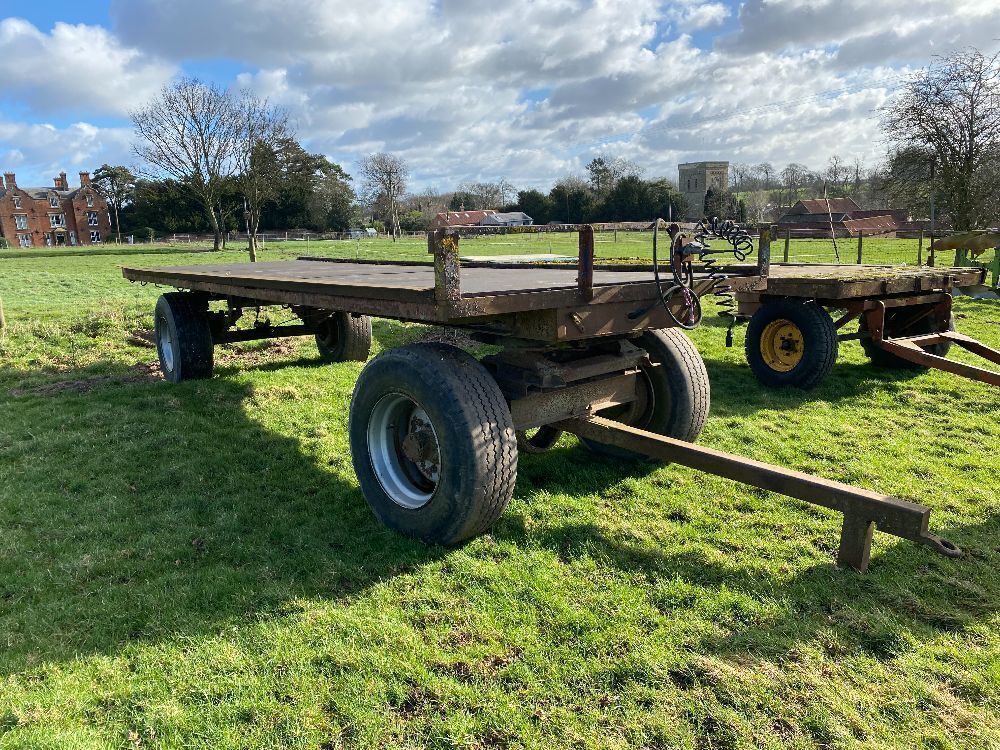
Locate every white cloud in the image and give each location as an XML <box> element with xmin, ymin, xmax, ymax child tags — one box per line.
<box><xmin>5</xmin><ymin>0</ymin><xmax>995</xmax><ymax>189</ymax></box>
<box><xmin>0</xmin><ymin>18</ymin><xmax>177</xmax><ymax>117</ymax></box>
<box><xmin>0</xmin><ymin>120</ymin><xmax>134</xmax><ymax>186</ymax></box>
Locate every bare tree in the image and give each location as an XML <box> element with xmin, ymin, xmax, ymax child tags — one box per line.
<box><xmin>497</xmin><ymin>178</ymin><xmax>515</xmax><ymax>207</ymax></box>
<box><xmin>825</xmin><ymin>155</ymin><xmax>844</xmax><ymax>194</ymax></box>
<box><xmin>755</xmin><ymin>162</ymin><xmax>776</xmax><ymax>190</ymax></box>
<box><xmin>729</xmin><ymin>162</ymin><xmax>752</xmax><ymax>195</ymax></box>
<box><xmin>780</xmin><ymin>163</ymin><xmax>810</xmax><ymax>207</ymax></box>
<box><xmin>234</xmin><ymin>93</ymin><xmax>289</xmax><ymax>261</ymax></box>
<box><xmin>360</xmin><ymin>153</ymin><xmax>408</xmax><ymax>240</ymax></box>
<box><xmin>881</xmin><ymin>48</ymin><xmax>1000</xmax><ymax>229</ymax></box>
<box><xmin>131</xmin><ymin>78</ymin><xmax>240</xmax><ymax>251</ymax></box>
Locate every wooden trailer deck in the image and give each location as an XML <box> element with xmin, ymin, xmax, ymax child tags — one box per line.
<box><xmin>123</xmin><ymin>258</ymin><xmax>658</xmax><ymax>307</ymax></box>
<box><xmin>724</xmin><ymin>262</ymin><xmax>987</xmax><ymax>299</ymax></box>
<box><xmin>122</xmin><ymin>255</ymin><xmax>715</xmax><ymax>343</ymax></box>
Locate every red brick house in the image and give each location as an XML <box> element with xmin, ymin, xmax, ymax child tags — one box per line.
<box><xmin>0</xmin><ymin>171</ymin><xmax>113</xmax><ymax>248</ymax></box>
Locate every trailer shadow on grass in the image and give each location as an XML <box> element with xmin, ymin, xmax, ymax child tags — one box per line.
<box><xmin>493</xmin><ymin>511</ymin><xmax>1000</xmax><ymax>665</ymax></box>
<box><xmin>0</xmin><ymin>366</ymin><xmax>443</xmax><ymax>677</ymax></box>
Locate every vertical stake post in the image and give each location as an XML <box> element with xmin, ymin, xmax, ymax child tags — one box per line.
<box><xmin>429</xmin><ymin>229</ymin><xmax>462</xmax><ymax>308</ymax></box>
<box><xmin>758</xmin><ymin>226</ymin><xmax>771</xmax><ymax>278</ymax></box>
<box><xmin>577</xmin><ymin>225</ymin><xmax>595</xmax><ymax>302</ymax></box>
<box><xmin>917</xmin><ymin>230</ymin><xmax>924</xmax><ymax>266</ymax></box>
<box><xmin>784</xmin><ymin>228</ymin><xmax>790</xmax><ymax>262</ymax></box>
<box><xmin>856</xmin><ymin>232</ymin><xmax>864</xmax><ymax>265</ymax></box>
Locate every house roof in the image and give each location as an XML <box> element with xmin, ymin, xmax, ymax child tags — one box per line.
<box><xmin>483</xmin><ymin>212</ymin><xmax>532</xmax><ymax>223</ymax></box>
<box><xmin>841</xmin><ymin>215</ymin><xmax>899</xmax><ymax>233</ymax></box>
<box><xmin>433</xmin><ymin>210</ymin><xmax>497</xmax><ymax>226</ymax></box>
<box><xmin>2</xmin><ymin>186</ymin><xmax>84</xmax><ymax>200</ymax></box>
<box><xmin>789</xmin><ymin>198</ymin><xmax>862</xmax><ymax>215</ymax></box>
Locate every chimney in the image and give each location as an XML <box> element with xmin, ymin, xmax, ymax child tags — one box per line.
<box><xmin>79</xmin><ymin>171</ymin><xmax>91</xmax><ymax>187</ymax></box>
<box><xmin>4</xmin><ymin>172</ymin><xmax>15</xmax><ymax>190</ymax></box>
<box><xmin>55</xmin><ymin>172</ymin><xmax>68</xmax><ymax>190</ymax></box>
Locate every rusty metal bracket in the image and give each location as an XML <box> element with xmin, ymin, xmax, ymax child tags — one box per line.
<box><xmin>865</xmin><ymin>299</ymin><xmax>1000</xmax><ymax>387</ymax></box>
<box><xmin>558</xmin><ymin>416</ymin><xmax>963</xmax><ymax>572</ymax></box>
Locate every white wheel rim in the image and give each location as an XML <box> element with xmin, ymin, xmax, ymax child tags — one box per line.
<box><xmin>158</xmin><ymin>318</ymin><xmax>175</xmax><ymax>373</ymax></box>
<box><xmin>367</xmin><ymin>393</ymin><xmax>440</xmax><ymax>509</ymax></box>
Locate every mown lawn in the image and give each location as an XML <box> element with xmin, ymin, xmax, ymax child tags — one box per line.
<box><xmin>0</xmin><ymin>243</ymin><xmax>998</xmax><ymax>749</ymax></box>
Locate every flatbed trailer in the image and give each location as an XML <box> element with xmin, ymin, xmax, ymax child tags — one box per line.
<box><xmin>123</xmin><ymin>226</ymin><xmax>965</xmax><ymax>572</ymax></box>
<box><xmin>722</xmin><ymin>259</ymin><xmax>1000</xmax><ymax>389</ymax></box>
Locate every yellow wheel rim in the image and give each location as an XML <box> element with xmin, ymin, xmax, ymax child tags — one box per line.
<box><xmin>760</xmin><ymin>319</ymin><xmax>804</xmax><ymax>372</ymax></box>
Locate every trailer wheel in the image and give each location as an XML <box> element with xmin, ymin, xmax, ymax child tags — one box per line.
<box><xmin>516</xmin><ymin>426</ymin><xmax>563</xmax><ymax>454</ymax></box>
<box><xmin>581</xmin><ymin>328</ymin><xmax>710</xmax><ymax>460</ymax></box>
<box><xmin>349</xmin><ymin>343</ymin><xmax>517</xmax><ymax>545</ymax></box>
<box><xmin>316</xmin><ymin>312</ymin><xmax>372</xmax><ymax>362</ymax></box>
<box><xmin>745</xmin><ymin>301</ymin><xmax>837</xmax><ymax>389</ymax></box>
<box><xmin>154</xmin><ymin>292</ymin><xmax>214</xmax><ymax>383</ymax></box>
<box><xmin>860</xmin><ymin>309</ymin><xmax>954</xmax><ymax>369</ymax></box>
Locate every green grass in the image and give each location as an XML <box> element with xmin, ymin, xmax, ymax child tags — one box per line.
<box><xmin>8</xmin><ymin>231</ymin><xmax>986</xmax><ymax>270</ymax></box>
<box><xmin>0</xmin><ymin>244</ymin><xmax>998</xmax><ymax>749</ymax></box>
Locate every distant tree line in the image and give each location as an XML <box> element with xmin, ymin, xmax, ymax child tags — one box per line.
<box><xmin>510</xmin><ymin>157</ymin><xmax>689</xmax><ymax>225</ymax></box>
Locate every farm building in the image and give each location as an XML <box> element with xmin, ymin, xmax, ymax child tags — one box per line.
<box><xmin>431</xmin><ymin>210</ymin><xmax>498</xmax><ymax>228</ymax></box>
<box><xmin>480</xmin><ymin>211</ymin><xmax>533</xmax><ymax>227</ymax></box>
<box><xmin>0</xmin><ymin>171</ymin><xmax>112</xmax><ymax>248</ymax></box>
<box><xmin>777</xmin><ymin>198</ymin><xmax>905</xmax><ymax>237</ymax></box>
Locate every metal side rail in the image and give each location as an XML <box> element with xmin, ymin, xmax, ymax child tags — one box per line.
<box><xmin>559</xmin><ymin>416</ymin><xmax>963</xmax><ymax>572</ymax></box>
<box><xmin>876</xmin><ymin>330</ymin><xmax>1000</xmax><ymax>387</ymax></box>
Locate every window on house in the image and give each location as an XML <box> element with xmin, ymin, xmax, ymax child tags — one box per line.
<box><xmin>49</xmin><ymin>196</ymin><xmax>59</xmax><ymax>208</ymax></box>
<box><xmin>49</xmin><ymin>213</ymin><xmax>65</xmax><ymax>228</ymax></box>
<box><xmin>17</xmin><ymin>234</ymin><xmax>31</xmax><ymax>248</ymax></box>
<box><xmin>14</xmin><ymin>214</ymin><xmax>28</xmax><ymax>230</ymax></box>
<box><xmin>90</xmin><ymin>230</ymin><xmax>102</xmax><ymax>243</ymax></box>
<box><xmin>86</xmin><ymin>211</ymin><xmax>99</xmax><ymax>226</ymax></box>
<box><xmin>12</xmin><ymin>196</ymin><xmax>21</xmax><ymax>209</ymax></box>
<box><xmin>86</xmin><ymin>194</ymin><xmax>94</xmax><ymax>207</ymax></box>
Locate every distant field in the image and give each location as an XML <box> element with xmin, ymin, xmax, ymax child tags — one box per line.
<box><xmin>0</xmin><ymin>244</ymin><xmax>998</xmax><ymax>748</ymax></box>
<box><xmin>4</xmin><ymin>230</ymin><xmax>992</xmax><ymax>271</ymax></box>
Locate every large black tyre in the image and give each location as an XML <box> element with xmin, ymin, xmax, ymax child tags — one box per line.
<box><xmin>349</xmin><ymin>343</ymin><xmax>517</xmax><ymax>545</ymax></box>
<box><xmin>154</xmin><ymin>293</ymin><xmax>214</xmax><ymax>384</ymax></box>
<box><xmin>316</xmin><ymin>312</ymin><xmax>372</xmax><ymax>362</ymax></box>
<box><xmin>581</xmin><ymin>328</ymin><xmax>710</xmax><ymax>460</ymax></box>
<box><xmin>860</xmin><ymin>309</ymin><xmax>954</xmax><ymax>370</ymax></box>
<box><xmin>745</xmin><ymin>301</ymin><xmax>837</xmax><ymax>389</ymax></box>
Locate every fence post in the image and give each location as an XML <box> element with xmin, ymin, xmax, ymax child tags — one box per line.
<box><xmin>784</xmin><ymin>228</ymin><xmax>790</xmax><ymax>262</ymax></box>
<box><xmin>856</xmin><ymin>232</ymin><xmax>863</xmax><ymax>265</ymax></box>
<box><xmin>928</xmin><ymin>234</ymin><xmax>935</xmax><ymax>267</ymax></box>
<box><xmin>917</xmin><ymin>230</ymin><xmax>924</xmax><ymax>265</ymax></box>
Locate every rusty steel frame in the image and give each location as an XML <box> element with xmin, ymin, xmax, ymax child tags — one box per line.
<box><xmin>862</xmin><ymin>298</ymin><xmax>1000</xmax><ymax>387</ymax></box>
<box><xmin>559</xmin><ymin>416</ymin><xmax>963</xmax><ymax>572</ymax></box>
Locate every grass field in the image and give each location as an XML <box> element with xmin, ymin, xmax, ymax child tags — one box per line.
<box><xmin>0</xmin><ymin>242</ymin><xmax>998</xmax><ymax>749</ymax></box>
<box><xmin>6</xmin><ymin>230</ymin><xmax>994</xmax><ymax>271</ymax></box>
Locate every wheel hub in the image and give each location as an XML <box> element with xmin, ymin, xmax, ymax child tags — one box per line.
<box><xmin>367</xmin><ymin>394</ymin><xmax>440</xmax><ymax>509</ymax></box>
<box><xmin>157</xmin><ymin>316</ymin><xmax>175</xmax><ymax>373</ymax></box>
<box><xmin>760</xmin><ymin>319</ymin><xmax>804</xmax><ymax>372</ymax></box>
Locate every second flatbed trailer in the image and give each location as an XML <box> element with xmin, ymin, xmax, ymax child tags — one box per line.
<box><xmin>123</xmin><ymin>226</ymin><xmax>966</xmax><ymax>572</ymax></box>
<box><xmin>724</xmin><ymin>260</ymin><xmax>999</xmax><ymax>389</ymax></box>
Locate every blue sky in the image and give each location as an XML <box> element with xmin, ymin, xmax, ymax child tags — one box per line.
<box><xmin>1</xmin><ymin>0</ymin><xmax>997</xmax><ymax>192</ymax></box>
